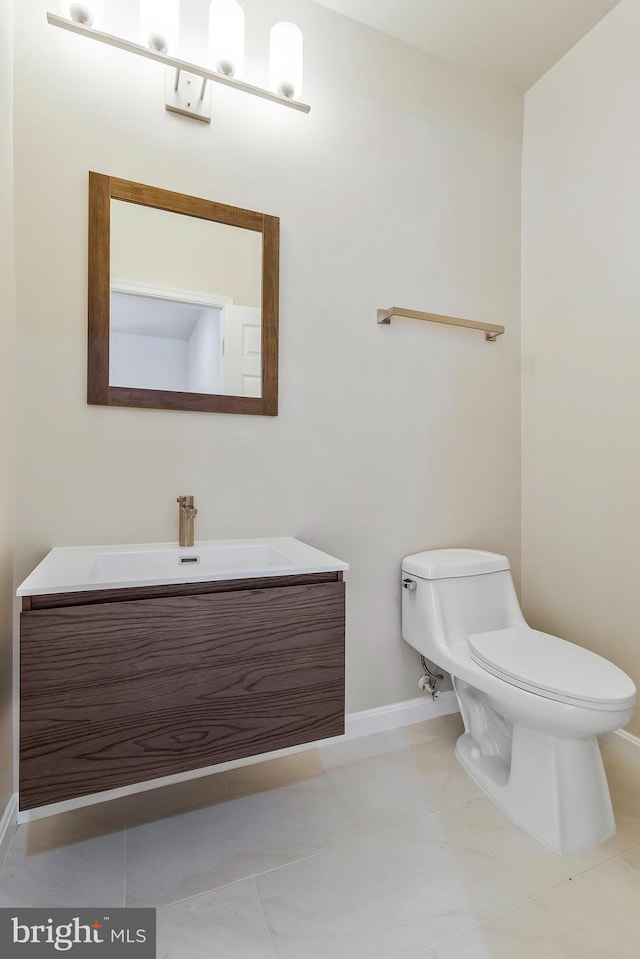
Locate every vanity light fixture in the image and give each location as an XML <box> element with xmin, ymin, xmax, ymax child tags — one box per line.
<box><xmin>139</xmin><ymin>0</ymin><xmax>179</xmax><ymax>55</ymax></box>
<box><xmin>58</xmin><ymin>0</ymin><xmax>103</xmax><ymax>29</ymax></box>
<box><xmin>269</xmin><ymin>22</ymin><xmax>303</xmax><ymax>100</ymax></box>
<box><xmin>47</xmin><ymin>5</ymin><xmax>310</xmax><ymax>123</ymax></box>
<box><xmin>209</xmin><ymin>0</ymin><xmax>245</xmax><ymax>80</ymax></box>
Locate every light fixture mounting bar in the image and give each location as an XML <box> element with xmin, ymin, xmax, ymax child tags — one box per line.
<box><xmin>47</xmin><ymin>12</ymin><xmax>311</xmax><ymax>114</ymax></box>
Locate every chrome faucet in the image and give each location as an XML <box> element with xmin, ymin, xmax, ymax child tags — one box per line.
<box><xmin>177</xmin><ymin>495</ymin><xmax>198</xmax><ymax>548</ymax></box>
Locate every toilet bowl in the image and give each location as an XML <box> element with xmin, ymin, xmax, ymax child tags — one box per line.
<box><xmin>401</xmin><ymin>548</ymin><xmax>636</xmax><ymax>854</ymax></box>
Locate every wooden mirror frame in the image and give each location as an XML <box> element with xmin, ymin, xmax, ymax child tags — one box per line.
<box><xmin>87</xmin><ymin>172</ymin><xmax>279</xmax><ymax>415</ymax></box>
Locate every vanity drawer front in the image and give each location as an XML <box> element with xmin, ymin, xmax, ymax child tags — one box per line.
<box><xmin>20</xmin><ymin>581</ymin><xmax>345</xmax><ymax>810</ymax></box>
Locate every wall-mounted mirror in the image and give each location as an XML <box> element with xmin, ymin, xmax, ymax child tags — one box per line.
<box><xmin>88</xmin><ymin>173</ymin><xmax>279</xmax><ymax>414</ymax></box>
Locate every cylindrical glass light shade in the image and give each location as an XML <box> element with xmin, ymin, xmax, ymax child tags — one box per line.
<box><xmin>139</xmin><ymin>0</ymin><xmax>180</xmax><ymax>54</ymax></box>
<box><xmin>209</xmin><ymin>0</ymin><xmax>245</xmax><ymax>79</ymax></box>
<box><xmin>269</xmin><ymin>22</ymin><xmax>303</xmax><ymax>99</ymax></box>
<box><xmin>59</xmin><ymin>1</ymin><xmax>104</xmax><ymax>29</ymax></box>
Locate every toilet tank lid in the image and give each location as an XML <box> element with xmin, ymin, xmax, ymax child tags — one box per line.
<box><xmin>402</xmin><ymin>548</ymin><xmax>511</xmax><ymax>580</ymax></box>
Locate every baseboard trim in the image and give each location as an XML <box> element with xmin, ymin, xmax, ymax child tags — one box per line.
<box><xmin>604</xmin><ymin>728</ymin><xmax>640</xmax><ymax>765</ymax></box>
<box><xmin>0</xmin><ymin>793</ymin><xmax>18</xmax><ymax>867</ymax></box>
<box><xmin>346</xmin><ymin>690</ymin><xmax>459</xmax><ymax>738</ymax></box>
<box><xmin>18</xmin><ymin>692</ymin><xmax>460</xmax><ymax>823</ymax></box>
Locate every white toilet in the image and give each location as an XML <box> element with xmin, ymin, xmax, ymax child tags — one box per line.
<box><xmin>401</xmin><ymin>548</ymin><xmax>636</xmax><ymax>854</ymax></box>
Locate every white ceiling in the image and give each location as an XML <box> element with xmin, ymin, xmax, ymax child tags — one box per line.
<box><xmin>111</xmin><ymin>293</ymin><xmax>214</xmax><ymax>341</ymax></box>
<box><xmin>312</xmin><ymin>0</ymin><xmax>621</xmax><ymax>90</ymax></box>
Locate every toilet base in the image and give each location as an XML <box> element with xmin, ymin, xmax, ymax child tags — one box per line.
<box><xmin>455</xmin><ymin>728</ymin><xmax>616</xmax><ymax>854</ymax></box>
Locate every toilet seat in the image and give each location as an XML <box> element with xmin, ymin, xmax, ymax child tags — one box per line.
<box><xmin>468</xmin><ymin>626</ymin><xmax>636</xmax><ymax>711</ymax></box>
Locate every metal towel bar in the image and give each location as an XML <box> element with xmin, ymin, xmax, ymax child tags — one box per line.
<box><xmin>377</xmin><ymin>306</ymin><xmax>504</xmax><ymax>342</ymax></box>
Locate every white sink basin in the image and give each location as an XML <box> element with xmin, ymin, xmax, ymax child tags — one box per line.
<box><xmin>91</xmin><ymin>544</ymin><xmax>293</xmax><ymax>580</ymax></box>
<box><xmin>17</xmin><ymin>537</ymin><xmax>348</xmax><ymax>596</ymax></box>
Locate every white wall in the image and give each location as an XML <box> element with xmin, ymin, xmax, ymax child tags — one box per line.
<box><xmin>522</xmin><ymin>0</ymin><xmax>640</xmax><ymax>735</ymax></box>
<box><xmin>188</xmin><ymin>310</ymin><xmax>222</xmax><ymax>394</ymax></box>
<box><xmin>13</xmin><ymin>0</ymin><xmax>522</xmax><ymax>714</ymax></box>
<box><xmin>110</xmin><ymin>331</ymin><xmax>190</xmax><ymax>392</ymax></box>
<box><xmin>0</xmin><ymin>0</ymin><xmax>16</xmax><ymax>812</ymax></box>
<box><xmin>111</xmin><ymin>202</ymin><xmax>262</xmax><ymax>308</ymax></box>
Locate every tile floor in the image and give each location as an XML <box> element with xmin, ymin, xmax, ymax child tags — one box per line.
<box><xmin>2</xmin><ymin>713</ymin><xmax>640</xmax><ymax>957</ymax></box>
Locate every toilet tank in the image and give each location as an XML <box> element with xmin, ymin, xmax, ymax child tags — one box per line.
<box><xmin>401</xmin><ymin>549</ymin><xmax>525</xmax><ymax>661</ymax></box>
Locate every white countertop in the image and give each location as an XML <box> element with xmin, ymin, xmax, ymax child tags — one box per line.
<box><xmin>17</xmin><ymin>537</ymin><xmax>349</xmax><ymax>596</ymax></box>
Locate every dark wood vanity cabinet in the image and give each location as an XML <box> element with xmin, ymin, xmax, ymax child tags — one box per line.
<box><xmin>20</xmin><ymin>572</ymin><xmax>345</xmax><ymax>810</ymax></box>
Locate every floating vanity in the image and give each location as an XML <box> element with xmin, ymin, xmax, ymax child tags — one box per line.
<box><xmin>17</xmin><ymin>538</ymin><xmax>348</xmax><ymax>813</ymax></box>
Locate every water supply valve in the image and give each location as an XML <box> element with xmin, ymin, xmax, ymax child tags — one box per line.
<box><xmin>418</xmin><ymin>673</ymin><xmax>440</xmax><ymax>699</ymax></box>
<box><xmin>417</xmin><ymin>654</ymin><xmax>445</xmax><ymax>700</ymax></box>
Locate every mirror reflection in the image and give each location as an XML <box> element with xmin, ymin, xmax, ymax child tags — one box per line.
<box><xmin>109</xmin><ymin>202</ymin><xmax>263</xmax><ymax>398</ymax></box>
